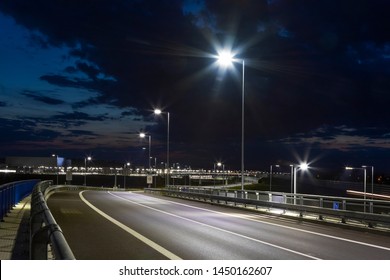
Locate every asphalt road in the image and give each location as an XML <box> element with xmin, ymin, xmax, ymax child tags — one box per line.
<box><xmin>47</xmin><ymin>190</ymin><xmax>390</xmax><ymax>260</ymax></box>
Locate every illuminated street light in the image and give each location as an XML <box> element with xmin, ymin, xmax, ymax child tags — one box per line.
<box><xmin>216</xmin><ymin>50</ymin><xmax>245</xmax><ymax>191</ymax></box>
<box><xmin>269</xmin><ymin>164</ymin><xmax>280</xmax><ymax>192</ymax></box>
<box><xmin>154</xmin><ymin>109</ymin><xmax>170</xmax><ymax>187</ymax></box>
<box><xmin>362</xmin><ymin>165</ymin><xmax>374</xmax><ymax>196</ymax></box>
<box><xmin>139</xmin><ymin>133</ymin><xmax>152</xmax><ymax>170</ymax></box>
<box><xmin>84</xmin><ymin>156</ymin><xmax>92</xmax><ymax>186</ymax></box>
<box><xmin>52</xmin><ymin>154</ymin><xmax>58</xmax><ymax>185</ymax></box>
<box><xmin>291</xmin><ymin>163</ymin><xmax>310</xmax><ymax>204</ymax></box>
<box><xmin>217</xmin><ymin>51</ymin><xmax>234</xmax><ymax>67</ymax></box>
<box><xmin>213</xmin><ymin>161</ymin><xmax>225</xmax><ymax>187</ymax></box>
<box><xmin>123</xmin><ymin>162</ymin><xmax>130</xmax><ymax>189</ymax></box>
<box><xmin>345</xmin><ymin>166</ymin><xmax>367</xmax><ymax>212</ymax></box>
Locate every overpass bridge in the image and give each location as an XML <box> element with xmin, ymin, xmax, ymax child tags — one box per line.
<box><xmin>1</xmin><ymin>181</ymin><xmax>390</xmax><ymax>260</ymax></box>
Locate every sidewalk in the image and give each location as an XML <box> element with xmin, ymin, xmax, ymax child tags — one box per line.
<box><xmin>0</xmin><ymin>196</ymin><xmax>31</xmax><ymax>260</ymax></box>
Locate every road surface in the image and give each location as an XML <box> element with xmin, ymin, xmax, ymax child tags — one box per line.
<box><xmin>47</xmin><ymin>190</ymin><xmax>390</xmax><ymax>260</ymax></box>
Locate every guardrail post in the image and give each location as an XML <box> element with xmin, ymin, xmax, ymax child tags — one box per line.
<box><xmin>369</xmin><ymin>202</ymin><xmax>373</xmax><ymax>214</ymax></box>
<box><xmin>342</xmin><ymin>200</ymin><xmax>346</xmax><ymax>211</ymax></box>
<box><xmin>256</xmin><ymin>192</ymin><xmax>259</xmax><ymax>209</ymax></box>
<box><xmin>319</xmin><ymin>198</ymin><xmax>324</xmax><ymax>220</ymax></box>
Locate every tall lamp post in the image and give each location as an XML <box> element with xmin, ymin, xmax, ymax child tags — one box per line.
<box><xmin>52</xmin><ymin>154</ymin><xmax>58</xmax><ymax>185</ymax></box>
<box><xmin>291</xmin><ymin>163</ymin><xmax>309</xmax><ymax>204</ymax></box>
<box><xmin>269</xmin><ymin>164</ymin><xmax>280</xmax><ymax>192</ymax></box>
<box><xmin>346</xmin><ymin>166</ymin><xmax>367</xmax><ymax>212</ymax></box>
<box><xmin>84</xmin><ymin>156</ymin><xmax>91</xmax><ymax>186</ymax></box>
<box><xmin>154</xmin><ymin>109</ymin><xmax>170</xmax><ymax>187</ymax></box>
<box><xmin>213</xmin><ymin>162</ymin><xmax>224</xmax><ymax>187</ymax></box>
<box><xmin>217</xmin><ymin>51</ymin><xmax>245</xmax><ymax>190</ymax></box>
<box><xmin>362</xmin><ymin>165</ymin><xmax>374</xmax><ymax>195</ymax></box>
<box><xmin>139</xmin><ymin>133</ymin><xmax>151</xmax><ymax>170</ymax></box>
<box><xmin>123</xmin><ymin>162</ymin><xmax>130</xmax><ymax>189</ymax></box>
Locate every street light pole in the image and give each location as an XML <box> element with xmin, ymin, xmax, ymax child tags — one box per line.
<box><xmin>269</xmin><ymin>164</ymin><xmax>280</xmax><ymax>192</ymax></box>
<box><xmin>292</xmin><ymin>163</ymin><xmax>309</xmax><ymax>205</ymax></box>
<box><xmin>216</xmin><ymin>53</ymin><xmax>245</xmax><ymax>191</ymax></box>
<box><xmin>290</xmin><ymin>165</ymin><xmax>294</xmax><ymax>194</ymax></box>
<box><xmin>362</xmin><ymin>165</ymin><xmax>374</xmax><ymax>195</ymax></box>
<box><xmin>154</xmin><ymin>109</ymin><xmax>170</xmax><ymax>187</ymax></box>
<box><xmin>139</xmin><ymin>133</ymin><xmax>151</xmax><ymax>170</ymax></box>
<box><xmin>241</xmin><ymin>60</ymin><xmax>245</xmax><ymax>191</ymax></box>
<box><xmin>346</xmin><ymin>166</ymin><xmax>368</xmax><ymax>212</ymax></box>
<box><xmin>167</xmin><ymin>112</ymin><xmax>170</xmax><ymax>187</ymax></box>
<box><xmin>84</xmin><ymin>156</ymin><xmax>91</xmax><ymax>186</ymax></box>
<box><xmin>52</xmin><ymin>154</ymin><xmax>58</xmax><ymax>185</ymax></box>
<box><xmin>123</xmin><ymin>162</ymin><xmax>130</xmax><ymax>189</ymax></box>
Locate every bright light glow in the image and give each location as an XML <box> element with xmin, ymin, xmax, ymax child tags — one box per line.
<box><xmin>217</xmin><ymin>162</ymin><xmax>222</xmax><ymax>167</ymax></box>
<box><xmin>87</xmin><ymin>156</ymin><xmax>92</xmax><ymax>161</ymax></box>
<box><xmin>154</xmin><ymin>109</ymin><xmax>162</xmax><ymax>115</ymax></box>
<box><xmin>299</xmin><ymin>163</ymin><xmax>309</xmax><ymax>170</ymax></box>
<box><xmin>139</xmin><ymin>133</ymin><xmax>146</xmax><ymax>138</ymax></box>
<box><xmin>347</xmin><ymin>190</ymin><xmax>390</xmax><ymax>200</ymax></box>
<box><xmin>217</xmin><ymin>50</ymin><xmax>234</xmax><ymax>66</ymax></box>
<box><xmin>0</xmin><ymin>169</ymin><xmax>16</xmax><ymax>173</ymax></box>
<box><xmin>345</xmin><ymin>166</ymin><xmax>354</xmax><ymax>170</ymax></box>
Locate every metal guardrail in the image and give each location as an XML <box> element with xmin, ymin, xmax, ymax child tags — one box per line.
<box><xmin>30</xmin><ymin>181</ymin><xmax>75</xmax><ymax>260</ymax></box>
<box><xmin>145</xmin><ymin>186</ymin><xmax>390</xmax><ymax>230</ymax></box>
<box><xmin>0</xmin><ymin>179</ymin><xmax>40</xmax><ymax>221</ymax></box>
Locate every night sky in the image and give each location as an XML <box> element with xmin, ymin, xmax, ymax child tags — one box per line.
<box><xmin>0</xmin><ymin>0</ymin><xmax>389</xmax><ymax>172</ymax></box>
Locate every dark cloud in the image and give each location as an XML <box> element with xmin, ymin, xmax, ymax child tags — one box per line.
<box><xmin>21</xmin><ymin>90</ymin><xmax>64</xmax><ymax>105</ymax></box>
<box><xmin>76</xmin><ymin>62</ymin><xmax>101</xmax><ymax>80</ymax></box>
<box><xmin>52</xmin><ymin>111</ymin><xmax>109</xmax><ymax>122</ymax></box>
<box><xmin>0</xmin><ymin>101</ymin><xmax>6</xmax><ymax>107</ymax></box>
<box><xmin>0</xmin><ymin>118</ymin><xmax>63</xmax><ymax>143</ymax></box>
<box><xmin>68</xmin><ymin>129</ymin><xmax>100</xmax><ymax>136</ymax></box>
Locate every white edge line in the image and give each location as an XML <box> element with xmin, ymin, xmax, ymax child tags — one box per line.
<box><xmin>109</xmin><ymin>191</ymin><xmax>320</xmax><ymax>260</ymax></box>
<box><xmin>79</xmin><ymin>190</ymin><xmax>182</xmax><ymax>260</ymax></box>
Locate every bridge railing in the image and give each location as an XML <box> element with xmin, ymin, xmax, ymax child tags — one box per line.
<box><xmin>145</xmin><ymin>186</ymin><xmax>390</xmax><ymax>230</ymax></box>
<box><xmin>30</xmin><ymin>181</ymin><xmax>75</xmax><ymax>260</ymax></box>
<box><xmin>0</xmin><ymin>179</ymin><xmax>40</xmax><ymax>221</ymax></box>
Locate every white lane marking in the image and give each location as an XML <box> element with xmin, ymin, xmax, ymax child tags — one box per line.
<box><xmin>131</xmin><ymin>192</ymin><xmax>390</xmax><ymax>252</ymax></box>
<box><xmin>79</xmin><ymin>191</ymin><xmax>182</xmax><ymax>260</ymax></box>
<box><xmin>108</xmin><ymin>191</ymin><xmax>320</xmax><ymax>260</ymax></box>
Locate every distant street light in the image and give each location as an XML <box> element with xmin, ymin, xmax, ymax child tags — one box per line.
<box><xmin>362</xmin><ymin>165</ymin><xmax>374</xmax><ymax>195</ymax></box>
<box><xmin>139</xmin><ymin>133</ymin><xmax>151</xmax><ymax>170</ymax></box>
<box><xmin>52</xmin><ymin>154</ymin><xmax>58</xmax><ymax>185</ymax></box>
<box><xmin>269</xmin><ymin>164</ymin><xmax>280</xmax><ymax>192</ymax></box>
<box><xmin>154</xmin><ymin>109</ymin><xmax>170</xmax><ymax>187</ymax></box>
<box><xmin>291</xmin><ymin>163</ymin><xmax>309</xmax><ymax>204</ymax></box>
<box><xmin>123</xmin><ymin>162</ymin><xmax>130</xmax><ymax>189</ymax></box>
<box><xmin>216</xmin><ymin>50</ymin><xmax>245</xmax><ymax>191</ymax></box>
<box><xmin>213</xmin><ymin>161</ymin><xmax>225</xmax><ymax>187</ymax></box>
<box><xmin>84</xmin><ymin>156</ymin><xmax>92</xmax><ymax>186</ymax></box>
<box><xmin>346</xmin><ymin>166</ymin><xmax>367</xmax><ymax>212</ymax></box>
